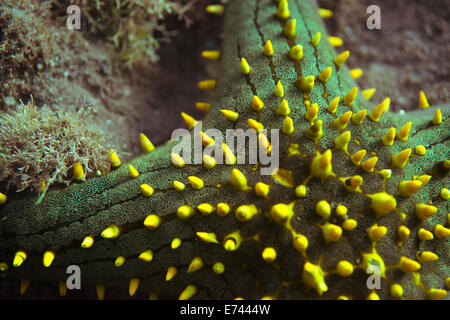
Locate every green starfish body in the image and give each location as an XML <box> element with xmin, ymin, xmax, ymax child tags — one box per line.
<box><xmin>0</xmin><ymin>0</ymin><xmax>449</xmax><ymax>300</ymax></box>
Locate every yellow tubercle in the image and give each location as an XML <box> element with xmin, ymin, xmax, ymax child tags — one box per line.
<box><xmin>350</xmin><ymin>68</ymin><xmax>363</xmax><ymax>79</ymax></box>
<box><xmin>187</xmin><ymin>257</ymin><xmax>204</xmax><ymax>273</ymax></box>
<box><xmin>248</xmin><ymin>118</ymin><xmax>264</xmax><ymax>132</ymax></box>
<box><xmin>418</xmin><ymin>90</ymin><xmax>429</xmax><ymax>109</ymax></box>
<box><xmin>240</xmin><ymin>57</ymin><xmax>251</xmax><ymax>75</ymax></box>
<box><xmin>178</xmin><ymin>285</ymin><xmax>197</xmax><ymax>300</ymax></box>
<box><xmin>306</xmin><ymin>120</ymin><xmax>324</xmax><ymax>142</ymax></box>
<box><xmin>343</xmin><ymin>87</ymin><xmax>358</xmax><ymax>107</ymax></box>
<box><xmin>140</xmin><ymin>184</ymin><xmax>154</xmax><ymax>198</ymax></box>
<box><xmin>129</xmin><ymin>278</ymin><xmax>140</xmax><ymax>296</ymax></box>
<box><xmin>171</xmin><ymin>237</ymin><xmax>182</xmax><ymax>249</ymax></box>
<box><xmin>311</xmin><ymin>32</ymin><xmax>321</xmax><ymax>47</ymax></box>
<box><xmin>369</xmin><ymin>97</ymin><xmax>390</xmax><ymax>122</ymax></box>
<box><xmin>397</xmin><ymin>180</ymin><xmax>422</xmax><ymax>197</ymax></box>
<box><xmin>195</xmin><ymin>102</ymin><xmax>212</xmax><ymax>112</ymax></box>
<box><xmin>297</xmin><ymin>75</ymin><xmax>315</xmax><ymax>93</ymax></box>
<box><xmin>43</xmin><ymin>251</ymin><xmax>55</xmax><ymax>268</ymax></box>
<box><xmin>397</xmin><ymin>226</ymin><xmax>410</xmax><ymax>242</ymax></box>
<box><xmin>318</xmin><ymin>67</ymin><xmax>332</xmax><ymax>83</ymax></box>
<box><xmin>282</xmin><ymin>19</ymin><xmax>296</xmax><ymax>40</ymax></box>
<box><xmin>109</xmin><ymin>149</ymin><xmax>121</xmax><ymax>167</ymax></box>
<box><xmin>302</xmin><ymin>262</ymin><xmax>328</xmax><ymax>295</ymax></box>
<box><xmin>367</xmin><ymin>292</ymin><xmax>380</xmax><ymax>300</ymax></box>
<box><xmin>173</xmin><ymin>180</ymin><xmax>185</xmax><ymax>191</ymax></box>
<box><xmin>264</xmin><ymin>40</ymin><xmax>273</xmax><ymax>56</ymax></box>
<box><xmin>390</xmin><ymin>284</ymin><xmax>404</xmax><ymax>299</ymax></box>
<box><xmin>270</xmin><ymin>202</ymin><xmax>294</xmax><ymax>224</ymax></box>
<box><xmin>258</xmin><ymin>133</ymin><xmax>271</xmax><ymax>155</ymax></box>
<box><xmin>128</xmin><ymin>164</ymin><xmax>139</xmax><ymax>178</ymax></box>
<box><xmin>181</xmin><ymin>112</ymin><xmax>198</xmax><ymax>130</ymax></box>
<box><xmin>396</xmin><ymin>121</ymin><xmax>412</xmax><ymax>142</ymax></box>
<box><xmin>276</xmin><ymin>0</ymin><xmax>290</xmax><ymax>19</ymax></box>
<box><xmin>310</xmin><ymin>150</ymin><xmax>335</xmax><ymax>181</ymax></box>
<box><xmin>213</xmin><ymin>262</ymin><xmax>225</xmax><ymax>274</ymax></box>
<box><xmin>262</xmin><ymin>247</ymin><xmax>277</xmax><ymax>263</ymax></box>
<box><xmin>197</xmin><ymin>203</ymin><xmax>215</xmax><ymax>216</ymax></box>
<box><xmin>217</xmin><ymin>203</ymin><xmax>231</xmax><ymax>217</ymax></box>
<box><xmin>73</xmin><ymin>162</ymin><xmax>84</xmax><ymax>180</ymax></box>
<box><xmin>367</xmin><ymin>192</ymin><xmax>397</xmax><ymax>218</ymax></box>
<box><xmin>0</xmin><ymin>192</ymin><xmax>6</xmax><ymax>205</ymax></box>
<box><xmin>334</xmin><ymin>131</ymin><xmax>351</xmax><ymax>153</ymax></box>
<box><xmin>235</xmin><ymin>204</ymin><xmax>258</xmax><ymax>222</ymax></box>
<box><xmin>295</xmin><ymin>185</ymin><xmax>307</xmax><ymax>198</ymax></box>
<box><xmin>321</xmin><ymin>223</ymin><xmax>343</xmax><ymax>242</ymax></box>
<box><xmin>206</xmin><ymin>4</ymin><xmax>225</xmax><ymax>15</ymax></box>
<box><xmin>164</xmin><ymin>267</ymin><xmax>178</xmax><ymax>281</ymax></box>
<box><xmin>334</xmin><ymin>50</ymin><xmax>350</xmax><ymax>67</ymax></box>
<box><xmin>275</xmin><ymin>99</ymin><xmax>290</xmax><ymax>117</ymax></box>
<box><xmin>144</xmin><ymin>214</ymin><xmax>162</xmax><ymax>230</ymax></box>
<box><xmin>196</xmin><ymin>232</ymin><xmax>219</xmax><ymax>244</ymax></box>
<box><xmin>201</xmin><ymin>50</ymin><xmax>220</xmax><ymax>60</ymax></box>
<box><xmin>101</xmin><ymin>224</ymin><xmax>120</xmax><ymax>239</ymax></box>
<box><xmin>171</xmin><ymin>153</ymin><xmax>185</xmax><ymax>168</ymax></box>
<box><xmin>362</xmin><ymin>88</ymin><xmax>376</xmax><ymax>100</ymax></box>
<box><xmin>427</xmin><ymin>288</ymin><xmax>448</xmax><ymax>300</ymax></box>
<box><xmin>251</xmin><ymin>95</ymin><xmax>265</xmax><ymax>112</ymax></box>
<box><xmin>331</xmin><ymin>111</ymin><xmax>352</xmax><ymax>129</ymax></box>
<box><xmin>415</xmin><ymin>145</ymin><xmax>426</xmax><ymax>156</ymax></box>
<box><xmin>418</xmin><ymin>228</ymin><xmax>434</xmax><ymax>241</ymax></box>
<box><xmin>416</xmin><ymin>251</ymin><xmax>438</xmax><ymax>264</ymax></box>
<box><xmin>391</xmin><ymin>148</ymin><xmax>412</xmax><ymax>169</ymax></box>
<box><xmin>177</xmin><ymin>205</ymin><xmax>195</xmax><ymax>220</ymax></box>
<box><xmin>139</xmin><ymin>133</ymin><xmax>155</xmax><ymax>152</ymax></box>
<box><xmin>274</xmin><ymin>80</ymin><xmax>284</xmax><ymax>97</ymax></box>
<box><xmin>138</xmin><ymin>250</ymin><xmax>153</xmax><ymax>262</ymax></box>
<box><xmin>318</xmin><ymin>8</ymin><xmax>333</xmax><ymax>18</ymax></box>
<box><xmin>368</xmin><ymin>225</ymin><xmax>387</xmax><ymax>241</ymax></box>
<box><xmin>315</xmin><ymin>200</ymin><xmax>331</xmax><ymax>220</ymax></box>
<box><xmin>342</xmin><ymin>219</ymin><xmax>357</xmax><ymax>231</ymax></box>
<box><xmin>398</xmin><ymin>256</ymin><xmax>421</xmax><ymax>272</ymax></box>
<box><xmin>432</xmin><ymin>109</ymin><xmax>442</xmax><ymax>125</ymax></box>
<box><xmin>293</xmin><ymin>234</ymin><xmax>309</xmax><ymax>252</ymax></box>
<box><xmin>115</xmin><ymin>256</ymin><xmax>126</xmax><ymax>267</ymax></box>
<box><xmin>328</xmin><ymin>36</ymin><xmax>342</xmax><ymax>47</ymax></box>
<box><xmin>305</xmin><ymin>102</ymin><xmax>319</xmax><ymax>123</ymax></box>
<box><xmin>197</xmin><ymin>79</ymin><xmax>216</xmax><ymax>90</ymax></box>
<box><xmin>336</xmin><ymin>260</ymin><xmax>354</xmax><ymax>277</ymax></box>
<box><xmin>81</xmin><ymin>236</ymin><xmax>94</xmax><ymax>248</ymax></box>
<box><xmin>223</xmin><ymin>230</ymin><xmax>243</xmax><ymax>251</ymax></box>
<box><xmin>230</xmin><ymin>169</ymin><xmax>249</xmax><ymax>191</ymax></box>
<box><xmin>220</xmin><ymin>109</ymin><xmax>239</xmax><ymax>122</ymax></box>
<box><xmin>434</xmin><ymin>224</ymin><xmax>450</xmax><ymax>239</ymax></box>
<box><xmin>188</xmin><ymin>176</ymin><xmax>205</xmax><ymax>190</ymax></box>
<box><xmin>327</xmin><ymin>96</ymin><xmax>340</xmax><ymax>114</ymax></box>
<box><xmin>351</xmin><ymin>109</ymin><xmax>366</xmax><ymax>125</ymax></box>
<box><xmin>381</xmin><ymin>127</ymin><xmax>396</xmax><ymax>146</ymax></box>
<box><xmin>440</xmin><ymin>188</ymin><xmax>450</xmax><ymax>200</ymax></box>
<box><xmin>361</xmin><ymin>156</ymin><xmax>378</xmax><ymax>172</ymax></box>
<box><xmin>282</xmin><ymin>116</ymin><xmax>294</xmax><ymax>135</ymax></box>
<box><xmin>255</xmin><ymin>182</ymin><xmax>270</xmax><ymax>197</ymax></box>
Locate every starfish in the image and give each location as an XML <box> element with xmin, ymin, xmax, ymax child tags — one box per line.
<box><xmin>0</xmin><ymin>0</ymin><xmax>449</xmax><ymax>300</ymax></box>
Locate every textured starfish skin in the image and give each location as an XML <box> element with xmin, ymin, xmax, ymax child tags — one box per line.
<box><xmin>0</xmin><ymin>0</ymin><xmax>449</xmax><ymax>300</ymax></box>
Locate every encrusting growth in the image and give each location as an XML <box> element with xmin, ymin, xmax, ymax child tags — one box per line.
<box><xmin>0</xmin><ymin>0</ymin><xmax>448</xmax><ymax>301</ymax></box>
